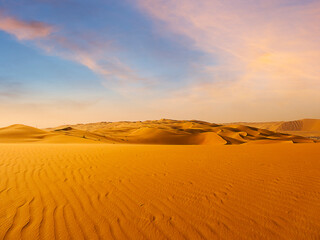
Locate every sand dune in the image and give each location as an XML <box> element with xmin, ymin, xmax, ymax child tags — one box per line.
<box><xmin>0</xmin><ymin>124</ymin><xmax>98</xmax><ymax>143</ymax></box>
<box><xmin>277</xmin><ymin>119</ymin><xmax>320</xmax><ymax>131</ymax></box>
<box><xmin>0</xmin><ymin>144</ymin><xmax>319</xmax><ymax>239</ymax></box>
<box><xmin>48</xmin><ymin>119</ymin><xmax>316</xmax><ymax>145</ymax></box>
<box><xmin>53</xmin><ymin>127</ymin><xmax>115</xmax><ymax>143</ymax></box>
<box><xmin>232</xmin><ymin>119</ymin><xmax>320</xmax><ymax>139</ymax></box>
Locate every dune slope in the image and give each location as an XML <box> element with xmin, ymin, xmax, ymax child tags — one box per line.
<box><xmin>49</xmin><ymin>119</ymin><xmax>316</xmax><ymax>145</ymax></box>
<box><xmin>0</xmin><ymin>144</ymin><xmax>319</xmax><ymax>239</ymax></box>
<box><xmin>233</xmin><ymin>119</ymin><xmax>320</xmax><ymax>139</ymax></box>
<box><xmin>0</xmin><ymin>125</ymin><xmax>101</xmax><ymax>143</ymax></box>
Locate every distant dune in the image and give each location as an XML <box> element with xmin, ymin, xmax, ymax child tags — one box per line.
<box><xmin>44</xmin><ymin>119</ymin><xmax>316</xmax><ymax>145</ymax></box>
<box><xmin>230</xmin><ymin>118</ymin><xmax>320</xmax><ymax>131</ymax></box>
<box><xmin>0</xmin><ymin>124</ymin><xmax>98</xmax><ymax>143</ymax></box>
<box><xmin>0</xmin><ymin>119</ymin><xmax>317</xmax><ymax>144</ymax></box>
<box><xmin>230</xmin><ymin>119</ymin><xmax>320</xmax><ymax>140</ymax></box>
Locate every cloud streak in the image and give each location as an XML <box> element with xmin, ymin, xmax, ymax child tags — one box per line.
<box><xmin>0</xmin><ymin>9</ymin><xmax>149</xmax><ymax>94</ymax></box>
<box><xmin>0</xmin><ymin>12</ymin><xmax>53</xmax><ymax>40</ymax></box>
<box><xmin>135</xmin><ymin>0</ymin><xmax>320</xmax><ymax>120</ymax></box>
<box><xmin>39</xmin><ymin>34</ymin><xmax>151</xmax><ymax>91</ymax></box>
<box><xmin>0</xmin><ymin>78</ymin><xmax>25</xmax><ymax>99</ymax></box>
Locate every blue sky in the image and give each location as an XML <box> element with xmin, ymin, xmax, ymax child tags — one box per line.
<box><xmin>0</xmin><ymin>0</ymin><xmax>319</xmax><ymax>127</ymax></box>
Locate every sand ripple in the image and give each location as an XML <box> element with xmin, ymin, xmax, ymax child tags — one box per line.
<box><xmin>0</xmin><ymin>144</ymin><xmax>319</xmax><ymax>239</ymax></box>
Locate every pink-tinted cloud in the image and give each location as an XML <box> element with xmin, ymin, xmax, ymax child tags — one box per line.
<box><xmin>38</xmin><ymin>35</ymin><xmax>152</xmax><ymax>94</ymax></box>
<box><xmin>0</xmin><ymin>10</ymin><xmax>150</xmax><ymax>94</ymax></box>
<box><xmin>0</xmin><ymin>13</ymin><xmax>53</xmax><ymax>40</ymax></box>
<box><xmin>135</xmin><ymin>0</ymin><xmax>320</xmax><ymax>121</ymax></box>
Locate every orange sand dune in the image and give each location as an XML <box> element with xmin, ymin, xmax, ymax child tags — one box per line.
<box><xmin>0</xmin><ymin>124</ymin><xmax>98</xmax><ymax>143</ymax></box>
<box><xmin>53</xmin><ymin>127</ymin><xmax>115</xmax><ymax>143</ymax></box>
<box><xmin>232</xmin><ymin>119</ymin><xmax>320</xmax><ymax>139</ymax></box>
<box><xmin>0</xmin><ymin>143</ymin><xmax>319</xmax><ymax>239</ymax></box>
<box><xmin>48</xmin><ymin>119</ymin><xmax>316</xmax><ymax>145</ymax></box>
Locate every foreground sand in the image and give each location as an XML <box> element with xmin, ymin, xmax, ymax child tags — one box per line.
<box><xmin>0</xmin><ymin>144</ymin><xmax>319</xmax><ymax>240</ymax></box>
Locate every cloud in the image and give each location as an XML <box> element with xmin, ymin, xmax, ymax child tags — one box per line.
<box><xmin>135</xmin><ymin>0</ymin><xmax>320</xmax><ymax>120</ymax></box>
<box><xmin>0</xmin><ymin>77</ymin><xmax>26</xmax><ymax>99</ymax></box>
<box><xmin>0</xmin><ymin>10</ymin><xmax>150</xmax><ymax>93</ymax></box>
<box><xmin>0</xmin><ymin>12</ymin><xmax>53</xmax><ymax>40</ymax></box>
<box><xmin>39</xmin><ymin>35</ymin><xmax>154</xmax><ymax>94</ymax></box>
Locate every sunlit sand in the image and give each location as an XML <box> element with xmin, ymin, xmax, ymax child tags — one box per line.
<box><xmin>0</xmin><ymin>120</ymin><xmax>319</xmax><ymax>239</ymax></box>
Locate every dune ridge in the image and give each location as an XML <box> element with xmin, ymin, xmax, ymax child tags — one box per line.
<box><xmin>0</xmin><ymin>124</ymin><xmax>98</xmax><ymax>143</ymax></box>
<box><xmin>46</xmin><ymin>119</ymin><xmax>316</xmax><ymax>145</ymax></box>
<box><xmin>230</xmin><ymin>119</ymin><xmax>320</xmax><ymax>139</ymax></box>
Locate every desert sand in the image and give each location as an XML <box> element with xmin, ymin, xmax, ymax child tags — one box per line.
<box><xmin>0</xmin><ymin>120</ymin><xmax>319</xmax><ymax>239</ymax></box>
<box><xmin>0</xmin><ymin>125</ymin><xmax>98</xmax><ymax>144</ymax></box>
<box><xmin>46</xmin><ymin>119</ymin><xmax>317</xmax><ymax>144</ymax></box>
<box><xmin>230</xmin><ymin>119</ymin><xmax>320</xmax><ymax>140</ymax></box>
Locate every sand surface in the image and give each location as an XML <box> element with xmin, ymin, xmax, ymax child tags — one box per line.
<box><xmin>0</xmin><ymin>143</ymin><xmax>319</xmax><ymax>240</ymax></box>
<box><xmin>46</xmin><ymin>119</ymin><xmax>316</xmax><ymax>144</ymax></box>
<box><xmin>231</xmin><ymin>119</ymin><xmax>320</xmax><ymax>140</ymax></box>
<box><xmin>0</xmin><ymin>125</ymin><xmax>99</xmax><ymax>144</ymax></box>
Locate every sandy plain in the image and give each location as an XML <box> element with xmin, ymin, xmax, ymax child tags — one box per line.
<box><xmin>0</xmin><ymin>143</ymin><xmax>319</xmax><ymax>240</ymax></box>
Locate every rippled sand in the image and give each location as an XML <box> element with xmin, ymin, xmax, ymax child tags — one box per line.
<box><xmin>0</xmin><ymin>143</ymin><xmax>319</xmax><ymax>239</ymax></box>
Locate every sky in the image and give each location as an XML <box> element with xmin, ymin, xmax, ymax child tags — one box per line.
<box><xmin>0</xmin><ymin>0</ymin><xmax>319</xmax><ymax>127</ymax></box>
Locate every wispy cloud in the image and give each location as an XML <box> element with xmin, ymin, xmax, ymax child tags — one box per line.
<box><xmin>135</xmin><ymin>0</ymin><xmax>320</xmax><ymax>120</ymax></box>
<box><xmin>0</xmin><ymin>9</ymin><xmax>150</xmax><ymax>93</ymax></box>
<box><xmin>0</xmin><ymin>77</ymin><xmax>26</xmax><ymax>99</ymax></box>
<box><xmin>0</xmin><ymin>12</ymin><xmax>53</xmax><ymax>40</ymax></box>
<box><xmin>39</xmin><ymin>34</ymin><xmax>152</xmax><ymax>92</ymax></box>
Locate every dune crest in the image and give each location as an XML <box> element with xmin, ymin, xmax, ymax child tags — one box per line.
<box><xmin>235</xmin><ymin>119</ymin><xmax>320</xmax><ymax>131</ymax></box>
<box><xmin>0</xmin><ymin>124</ymin><xmax>98</xmax><ymax>143</ymax></box>
<box><xmin>231</xmin><ymin>119</ymin><xmax>320</xmax><ymax>140</ymax></box>
<box><xmin>0</xmin><ymin>119</ymin><xmax>317</xmax><ymax>144</ymax></box>
<box><xmin>48</xmin><ymin>119</ymin><xmax>316</xmax><ymax>145</ymax></box>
